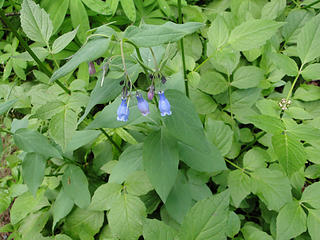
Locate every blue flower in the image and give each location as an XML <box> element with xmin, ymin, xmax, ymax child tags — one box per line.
<box><xmin>117</xmin><ymin>98</ymin><xmax>129</xmax><ymax>122</ymax></box>
<box><xmin>158</xmin><ymin>91</ymin><xmax>172</xmax><ymax>116</ymax></box>
<box><xmin>136</xmin><ymin>93</ymin><xmax>150</xmax><ymax>116</ymax></box>
<box><xmin>88</xmin><ymin>62</ymin><xmax>96</xmax><ymax>75</ymax></box>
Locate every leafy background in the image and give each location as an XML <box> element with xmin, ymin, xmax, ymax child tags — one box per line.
<box><xmin>1</xmin><ymin>0</ymin><xmax>320</xmax><ymax>239</ymax></box>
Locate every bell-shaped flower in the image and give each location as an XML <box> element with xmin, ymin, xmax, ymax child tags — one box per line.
<box><xmin>136</xmin><ymin>93</ymin><xmax>150</xmax><ymax>116</ymax></box>
<box><xmin>158</xmin><ymin>91</ymin><xmax>172</xmax><ymax>116</ymax></box>
<box><xmin>88</xmin><ymin>62</ymin><xmax>96</xmax><ymax>75</ymax></box>
<box><xmin>117</xmin><ymin>98</ymin><xmax>129</xmax><ymax>122</ymax></box>
<box><xmin>147</xmin><ymin>86</ymin><xmax>155</xmax><ymax>100</ymax></box>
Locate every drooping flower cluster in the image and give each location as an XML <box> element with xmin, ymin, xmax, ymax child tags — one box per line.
<box><xmin>116</xmin><ymin>90</ymin><xmax>172</xmax><ymax>122</ymax></box>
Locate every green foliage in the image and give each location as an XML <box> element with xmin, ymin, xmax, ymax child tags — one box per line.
<box><xmin>1</xmin><ymin>0</ymin><xmax>320</xmax><ymax>239</ymax></box>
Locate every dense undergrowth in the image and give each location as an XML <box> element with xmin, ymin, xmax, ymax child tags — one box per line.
<box><xmin>1</xmin><ymin>0</ymin><xmax>320</xmax><ymax>239</ymax></box>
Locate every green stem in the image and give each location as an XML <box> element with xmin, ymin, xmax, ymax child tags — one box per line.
<box><xmin>239</xmin><ymin>131</ymin><xmax>266</xmax><ymax>156</ymax></box>
<box><xmin>225</xmin><ymin>158</ymin><xmax>250</xmax><ymax>175</ymax></box>
<box><xmin>99</xmin><ymin>128</ymin><xmax>122</xmax><ymax>152</ymax></box>
<box><xmin>0</xmin><ymin>9</ymin><xmax>71</xmax><ymax>95</ymax></box>
<box><xmin>0</xmin><ymin>129</ymin><xmax>12</xmax><ymax>135</ymax></box>
<box><xmin>178</xmin><ymin>0</ymin><xmax>189</xmax><ymax>97</ymax></box>
<box><xmin>286</xmin><ymin>65</ymin><xmax>303</xmax><ymax>101</ymax></box>
<box><xmin>194</xmin><ymin>55</ymin><xmax>212</xmax><ymax>72</ymax></box>
<box><xmin>302</xmin><ymin>0</ymin><xmax>320</xmax><ymax>8</ymax></box>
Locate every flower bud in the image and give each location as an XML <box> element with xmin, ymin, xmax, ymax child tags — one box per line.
<box><xmin>147</xmin><ymin>86</ymin><xmax>155</xmax><ymax>100</ymax></box>
<box><xmin>136</xmin><ymin>93</ymin><xmax>150</xmax><ymax>116</ymax></box>
<box><xmin>158</xmin><ymin>91</ymin><xmax>172</xmax><ymax>116</ymax></box>
<box><xmin>88</xmin><ymin>62</ymin><xmax>96</xmax><ymax>75</ymax></box>
<box><xmin>117</xmin><ymin>98</ymin><xmax>129</xmax><ymax>122</ymax></box>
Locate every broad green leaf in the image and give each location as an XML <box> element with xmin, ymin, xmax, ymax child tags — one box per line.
<box><xmin>110</xmin><ymin>0</ymin><xmax>119</xmax><ymax>15</ymax></box>
<box><xmin>178</xmin><ymin>190</ymin><xmax>230</xmax><ymax>240</ymax></box>
<box><xmin>63</xmin><ymin>208</ymin><xmax>104</xmax><ymax>239</ymax></box>
<box><xmin>232</xmin><ymin>66</ymin><xmax>264</xmax><ymax>89</ymax></box>
<box><xmin>272</xmin><ymin>132</ymin><xmax>307</xmax><ymax>176</ymax></box>
<box><xmin>0</xmin><ymin>191</ymin><xmax>10</xmax><ymax>215</ymax></box>
<box><xmin>65</xmin><ymin>130</ymin><xmax>100</xmax><ymax>153</ymax></box>
<box><xmin>45</xmin><ymin>0</ymin><xmax>69</xmax><ymax>33</ymax></box>
<box><xmin>165</xmin><ymin>173</ymin><xmax>193</xmax><ymax>223</ymax></box>
<box><xmin>190</xmin><ymin>88</ymin><xmax>217</xmax><ymax>114</ymax></box>
<box><xmin>301</xmin><ymin>63</ymin><xmax>320</xmax><ymax>80</ymax></box>
<box><xmin>261</xmin><ymin>0</ymin><xmax>286</xmax><ymax>20</ymax></box>
<box><xmin>271</xmin><ymin>53</ymin><xmax>298</xmax><ymax>77</ymax></box>
<box><xmin>285</xmin><ymin>106</ymin><xmax>313</xmax><ymax>120</ymax></box>
<box><xmin>243</xmin><ymin>148</ymin><xmax>268</xmax><ymax>170</ymax></box>
<box><xmin>0</xmin><ymin>99</ymin><xmax>17</xmax><ymax>115</ymax></box>
<box><xmin>251</xmin><ymin>168</ymin><xmax>291</xmax><ymax>211</ymax></box>
<box><xmin>228</xmin><ymin>169</ymin><xmax>252</xmax><ymax>208</ymax></box>
<box><xmin>283</xmin><ymin>119</ymin><xmax>320</xmax><ymax>142</ymax></box>
<box><xmin>241</xmin><ymin>222</ymin><xmax>273</xmax><ymax>240</ymax></box>
<box><xmin>55</xmin><ymin>235</ymin><xmax>73</xmax><ymax>240</ymax></box>
<box><xmin>231</xmin><ymin>88</ymin><xmax>261</xmax><ymax>109</ymax></box>
<box><xmin>143</xmin><ymin>219</ymin><xmax>176</xmax><ymax>240</ymax></box>
<box><xmin>22</xmin><ymin>152</ymin><xmax>46</xmax><ymax>195</ymax></box>
<box><xmin>301</xmin><ymin>182</ymin><xmax>320</xmax><ymax>209</ymax></box>
<box><xmin>297</xmin><ymin>14</ymin><xmax>320</xmax><ymax>64</ymax></box>
<box><xmin>228</xmin><ymin>19</ymin><xmax>283</xmax><ymax>51</ymax></box>
<box><xmin>307</xmin><ymin>209</ymin><xmax>320</xmax><ymax>240</ymax></box>
<box><xmin>208</xmin><ymin>15</ymin><xmax>229</xmax><ymax>49</ymax></box>
<box><xmin>125</xmin><ymin>171</ymin><xmax>153</xmax><ymax>196</ymax></box>
<box><xmin>20</xmin><ymin>0</ymin><xmax>53</xmax><ymax>44</ymax></box>
<box><xmin>294</xmin><ymin>84</ymin><xmax>320</xmax><ymax>101</ymax></box>
<box><xmin>248</xmin><ymin>115</ymin><xmax>285</xmax><ymax>134</ymax></box>
<box><xmin>108</xmin><ymin>193</ymin><xmax>146</xmax><ymax>240</ymax></box>
<box><xmin>276</xmin><ymin>201</ymin><xmax>307</xmax><ymax>240</ymax></box>
<box><xmin>306</xmin><ymin>146</ymin><xmax>320</xmax><ymax>164</ymax></box>
<box><xmin>49</xmin><ymin>108</ymin><xmax>77</xmax><ymax>150</ymax></box>
<box><xmin>143</xmin><ymin>128</ymin><xmax>179</xmax><ymax>202</ymax></box>
<box><xmin>124</xmin><ymin>22</ymin><xmax>204</xmax><ymax>47</ymax></box>
<box><xmin>10</xmin><ymin>191</ymin><xmax>49</xmax><ymax>224</ymax></box>
<box><xmin>120</xmin><ymin>0</ymin><xmax>136</xmax><ymax>22</ymax></box>
<box><xmin>32</xmin><ymin>101</ymin><xmax>65</xmax><ymax>120</ymax></box>
<box><xmin>52</xmin><ymin>189</ymin><xmax>74</xmax><ymax>230</ymax></box>
<box><xmin>19</xmin><ymin>210</ymin><xmax>50</xmax><ymax>239</ymax></box>
<box><xmin>62</xmin><ymin>165</ymin><xmax>91</xmax><ymax>209</ymax></box>
<box><xmin>208</xmin><ymin>47</ymin><xmax>240</xmax><ymax>75</ymax></box>
<box><xmin>81</xmin><ymin>0</ymin><xmax>112</xmax><ymax>15</ymax></box>
<box><xmin>50</xmin><ymin>27</ymin><xmax>113</xmax><ymax>82</ymax></box>
<box><xmin>70</xmin><ymin>0</ymin><xmax>89</xmax><ymax>43</ymax></box>
<box><xmin>205</xmin><ymin>119</ymin><xmax>233</xmax><ymax>156</ymax></box>
<box><xmin>109</xmin><ymin>144</ymin><xmax>143</xmax><ymax>184</ymax></box>
<box><xmin>305</xmin><ymin>164</ymin><xmax>320</xmax><ymax>179</ymax></box>
<box><xmin>13</xmin><ymin>128</ymin><xmax>62</xmax><ymax>159</ymax></box>
<box><xmin>198</xmin><ymin>71</ymin><xmax>228</xmax><ymax>95</ymax></box>
<box><xmin>164</xmin><ymin>90</ymin><xmax>226</xmax><ymax>172</ymax></box>
<box><xmin>89</xmin><ymin>183</ymin><xmax>122</xmax><ymax>211</ymax></box>
<box><xmin>226</xmin><ymin>211</ymin><xmax>240</xmax><ymax>238</ymax></box>
<box><xmin>52</xmin><ymin>27</ymin><xmax>78</xmax><ymax>54</ymax></box>
<box><xmin>157</xmin><ymin>0</ymin><xmax>172</xmax><ymax>17</ymax></box>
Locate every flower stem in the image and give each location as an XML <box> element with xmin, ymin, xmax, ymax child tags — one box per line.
<box><xmin>286</xmin><ymin>65</ymin><xmax>303</xmax><ymax>101</ymax></box>
<box><xmin>302</xmin><ymin>0</ymin><xmax>320</xmax><ymax>8</ymax></box>
<box><xmin>99</xmin><ymin>128</ymin><xmax>122</xmax><ymax>152</ymax></box>
<box><xmin>178</xmin><ymin>0</ymin><xmax>189</xmax><ymax>97</ymax></box>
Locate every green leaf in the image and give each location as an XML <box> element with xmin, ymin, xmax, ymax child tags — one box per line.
<box><xmin>49</xmin><ymin>108</ymin><xmax>78</xmax><ymax>151</ymax></box>
<box><xmin>198</xmin><ymin>70</ymin><xmax>228</xmax><ymax>95</ymax></box>
<box><xmin>32</xmin><ymin>101</ymin><xmax>65</xmax><ymax>120</ymax></box>
<box><xmin>228</xmin><ymin>19</ymin><xmax>283</xmax><ymax>51</ymax></box>
<box><xmin>45</xmin><ymin>0</ymin><xmax>69</xmax><ymax>33</ymax></box>
<box><xmin>247</xmin><ymin>115</ymin><xmax>285</xmax><ymax>134</ymax></box>
<box><xmin>120</xmin><ymin>0</ymin><xmax>136</xmax><ymax>22</ymax></box>
<box><xmin>125</xmin><ymin>171</ymin><xmax>153</xmax><ymax>196</ymax></box>
<box><xmin>205</xmin><ymin>119</ymin><xmax>233</xmax><ymax>156</ymax></box>
<box><xmin>143</xmin><ymin>128</ymin><xmax>179</xmax><ymax>202</ymax></box>
<box><xmin>157</xmin><ymin>0</ymin><xmax>172</xmax><ymax>17</ymax></box>
<box><xmin>243</xmin><ymin>148</ymin><xmax>268</xmax><ymax>170</ymax></box>
<box><xmin>271</xmin><ymin>53</ymin><xmax>298</xmax><ymax>77</ymax></box>
<box><xmin>307</xmin><ymin>209</ymin><xmax>320</xmax><ymax>240</ymax></box>
<box><xmin>208</xmin><ymin>47</ymin><xmax>240</xmax><ymax>75</ymax></box>
<box><xmin>232</xmin><ymin>66</ymin><xmax>264</xmax><ymax>89</ymax></box>
<box><xmin>20</xmin><ymin>0</ymin><xmax>53</xmax><ymax>44</ymax></box>
<box><xmin>226</xmin><ymin>211</ymin><xmax>240</xmax><ymax>238</ymax></box>
<box><xmin>22</xmin><ymin>152</ymin><xmax>46</xmax><ymax>195</ymax></box>
<box><xmin>0</xmin><ymin>99</ymin><xmax>17</xmax><ymax>115</ymax></box>
<box><xmin>124</xmin><ymin>22</ymin><xmax>204</xmax><ymax>47</ymax></box>
<box><xmin>81</xmin><ymin>0</ymin><xmax>112</xmax><ymax>15</ymax></box>
<box><xmin>272</xmin><ymin>132</ymin><xmax>307</xmax><ymax>176</ymax></box>
<box><xmin>294</xmin><ymin>84</ymin><xmax>320</xmax><ymax>101</ymax></box>
<box><xmin>10</xmin><ymin>191</ymin><xmax>49</xmax><ymax>224</ymax></box>
<box><xmin>62</xmin><ymin>165</ymin><xmax>91</xmax><ymax>209</ymax></box>
<box><xmin>89</xmin><ymin>183</ymin><xmax>122</xmax><ymax>211</ymax></box>
<box><xmin>63</xmin><ymin>207</ymin><xmax>104</xmax><ymax>239</ymax></box>
<box><xmin>207</xmin><ymin>15</ymin><xmax>229</xmax><ymax>49</ymax></box>
<box><xmin>251</xmin><ymin>168</ymin><xmax>291</xmax><ymax>211</ymax></box>
<box><xmin>65</xmin><ymin>130</ymin><xmax>101</xmax><ymax>153</ymax></box>
<box><xmin>190</xmin><ymin>88</ymin><xmax>217</xmax><ymax>114</ymax></box>
<box><xmin>19</xmin><ymin>210</ymin><xmax>50</xmax><ymax>239</ymax></box>
<box><xmin>69</xmin><ymin>0</ymin><xmax>90</xmax><ymax>43</ymax></box>
<box><xmin>0</xmin><ymin>191</ymin><xmax>10</xmax><ymax>215</ymax></box>
<box><xmin>261</xmin><ymin>0</ymin><xmax>286</xmax><ymax>20</ymax></box>
<box><xmin>50</xmin><ymin>29</ymin><xmax>112</xmax><ymax>82</ymax></box>
<box><xmin>178</xmin><ymin>190</ymin><xmax>230</xmax><ymax>240</ymax></box>
<box><xmin>231</xmin><ymin>88</ymin><xmax>261</xmax><ymax>109</ymax></box>
<box><xmin>52</xmin><ymin>27</ymin><xmax>79</xmax><ymax>54</ymax></box>
<box><xmin>228</xmin><ymin>169</ymin><xmax>252</xmax><ymax>208</ymax></box>
<box><xmin>283</xmin><ymin>119</ymin><xmax>320</xmax><ymax>142</ymax></box>
<box><xmin>52</xmin><ymin>189</ymin><xmax>74</xmax><ymax>231</ymax></box>
<box><xmin>109</xmin><ymin>144</ymin><xmax>143</xmax><ymax>184</ymax></box>
<box><xmin>301</xmin><ymin>63</ymin><xmax>320</xmax><ymax>80</ymax></box>
<box><xmin>297</xmin><ymin>14</ymin><xmax>320</xmax><ymax>64</ymax></box>
<box><xmin>301</xmin><ymin>182</ymin><xmax>320</xmax><ymax>209</ymax></box>
<box><xmin>276</xmin><ymin>201</ymin><xmax>307</xmax><ymax>240</ymax></box>
<box><xmin>164</xmin><ymin>90</ymin><xmax>226</xmax><ymax>172</ymax></box>
<box><xmin>108</xmin><ymin>193</ymin><xmax>146</xmax><ymax>240</ymax></box>
<box><xmin>13</xmin><ymin>128</ymin><xmax>62</xmax><ymax>159</ymax></box>
<box><xmin>241</xmin><ymin>222</ymin><xmax>273</xmax><ymax>240</ymax></box>
<box><xmin>143</xmin><ymin>219</ymin><xmax>176</xmax><ymax>240</ymax></box>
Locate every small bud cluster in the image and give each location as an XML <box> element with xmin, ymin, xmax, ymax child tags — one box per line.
<box><xmin>279</xmin><ymin>98</ymin><xmax>292</xmax><ymax>110</ymax></box>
